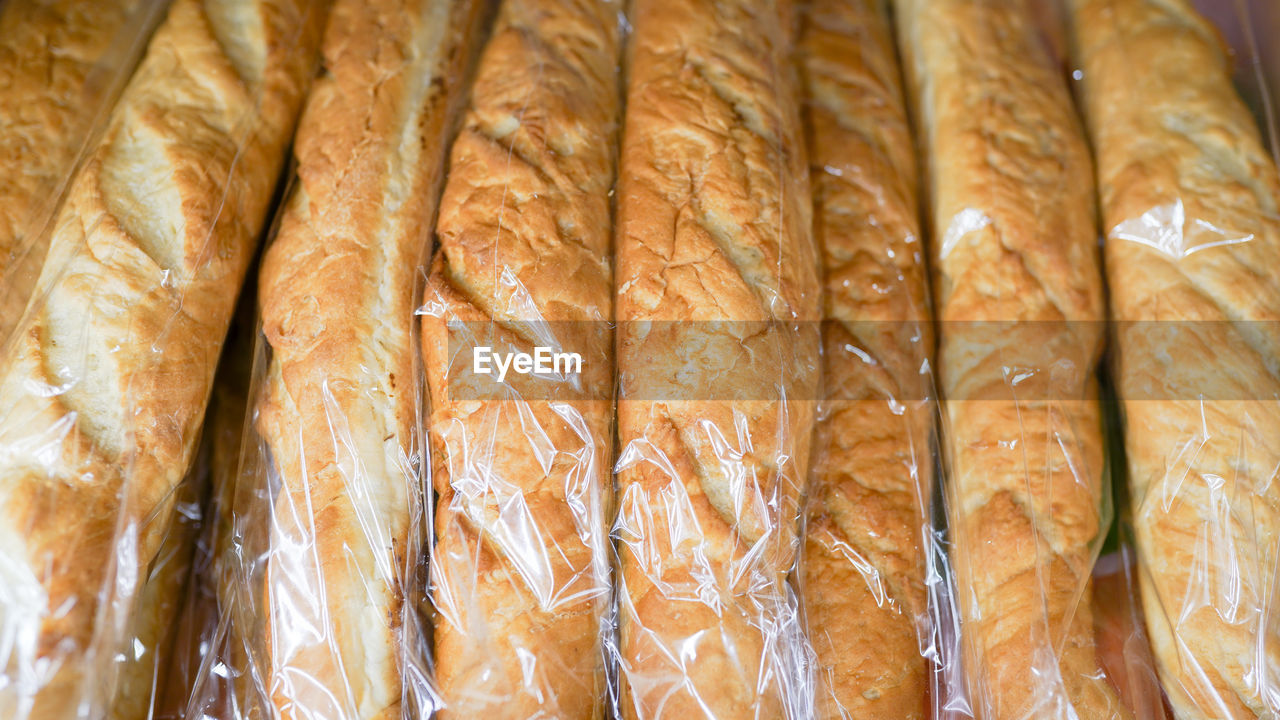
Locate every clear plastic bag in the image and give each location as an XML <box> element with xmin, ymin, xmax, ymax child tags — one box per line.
<box><xmin>418</xmin><ymin>0</ymin><xmax>623</xmax><ymax>716</ymax></box>
<box><xmin>893</xmin><ymin>0</ymin><xmax>1132</xmax><ymax>717</ymax></box>
<box><xmin>214</xmin><ymin>1</ymin><xmax>487</xmax><ymax>718</ymax></box>
<box><xmin>1068</xmin><ymin>0</ymin><xmax>1280</xmax><ymax>716</ymax></box>
<box><xmin>0</xmin><ymin>0</ymin><xmax>326</xmax><ymax>716</ymax></box>
<box><xmin>794</xmin><ymin>0</ymin><xmax>943</xmax><ymax>718</ymax></box>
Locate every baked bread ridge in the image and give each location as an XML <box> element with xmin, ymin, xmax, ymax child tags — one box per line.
<box><xmin>892</xmin><ymin>0</ymin><xmax>1131</xmax><ymax>718</ymax></box>
<box><xmin>0</xmin><ymin>0</ymin><xmax>146</xmax><ymax>341</ymax></box>
<box><xmin>797</xmin><ymin>0</ymin><xmax>935</xmax><ymax>718</ymax></box>
<box><xmin>1068</xmin><ymin>0</ymin><xmax>1280</xmax><ymax>717</ymax></box>
<box><xmin>0</xmin><ymin>0</ymin><xmax>326</xmax><ymax>718</ymax></box>
<box><xmin>613</xmin><ymin>0</ymin><xmax>820</xmax><ymax>717</ymax></box>
<box><xmin>254</xmin><ymin>0</ymin><xmax>482</xmax><ymax>718</ymax></box>
<box><xmin>419</xmin><ymin>0</ymin><xmax>622</xmax><ymax>716</ymax></box>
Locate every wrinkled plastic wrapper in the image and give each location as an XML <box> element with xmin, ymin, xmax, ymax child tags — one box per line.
<box><xmin>1069</xmin><ymin>0</ymin><xmax>1280</xmax><ymax>717</ymax></box>
<box><xmin>0</xmin><ymin>0</ymin><xmax>326</xmax><ymax>716</ymax></box>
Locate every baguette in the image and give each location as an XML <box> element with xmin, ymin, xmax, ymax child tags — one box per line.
<box><xmin>1069</xmin><ymin>1</ymin><xmax>1280</xmax><ymax>717</ymax></box>
<box><xmin>893</xmin><ymin>0</ymin><xmax>1130</xmax><ymax>717</ymax></box>
<box><xmin>0</xmin><ymin>1</ymin><xmax>325</xmax><ymax>717</ymax></box>
<box><xmin>797</xmin><ymin>1</ymin><xmax>934</xmax><ymax>717</ymax></box>
<box><xmin>613</xmin><ymin>0</ymin><xmax>820</xmax><ymax>716</ymax></box>
<box><xmin>419</xmin><ymin>0</ymin><xmax>622</xmax><ymax>716</ymax></box>
<box><xmin>255</xmin><ymin>1</ymin><xmax>482</xmax><ymax>718</ymax></box>
<box><xmin>0</xmin><ymin>0</ymin><xmax>149</xmax><ymax>340</ymax></box>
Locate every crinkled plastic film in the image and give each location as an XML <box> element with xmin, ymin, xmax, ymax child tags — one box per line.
<box><xmin>894</xmin><ymin>0</ymin><xmax>1131</xmax><ymax>717</ymax></box>
<box><xmin>109</xmin><ymin>459</ymin><xmax>205</xmax><ymax>720</ymax></box>
<box><xmin>0</xmin><ymin>0</ymin><xmax>327</xmax><ymax>717</ymax></box>
<box><xmin>1068</xmin><ymin>0</ymin><xmax>1280</xmax><ymax>717</ymax></box>
<box><xmin>165</xmin><ymin>286</ymin><xmax>258</xmax><ymax>720</ymax></box>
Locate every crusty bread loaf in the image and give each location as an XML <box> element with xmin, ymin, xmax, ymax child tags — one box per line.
<box><xmin>797</xmin><ymin>1</ymin><xmax>934</xmax><ymax>717</ymax></box>
<box><xmin>255</xmin><ymin>1</ymin><xmax>481</xmax><ymax>718</ymax></box>
<box><xmin>612</xmin><ymin>0</ymin><xmax>820</xmax><ymax>717</ymax></box>
<box><xmin>893</xmin><ymin>0</ymin><xmax>1130</xmax><ymax>717</ymax></box>
<box><xmin>0</xmin><ymin>0</ymin><xmax>151</xmax><ymax>341</ymax></box>
<box><xmin>0</xmin><ymin>1</ymin><xmax>325</xmax><ymax>717</ymax></box>
<box><xmin>419</xmin><ymin>0</ymin><xmax>622</xmax><ymax>716</ymax></box>
<box><xmin>1069</xmin><ymin>1</ymin><xmax>1280</xmax><ymax>717</ymax></box>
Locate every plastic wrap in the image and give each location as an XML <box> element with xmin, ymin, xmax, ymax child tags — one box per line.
<box><xmin>418</xmin><ymin>0</ymin><xmax>622</xmax><ymax>717</ymax></box>
<box><xmin>0</xmin><ymin>0</ymin><xmax>166</xmax><ymax>344</ymax></box>
<box><xmin>215</xmin><ymin>1</ymin><xmax>486</xmax><ymax>718</ymax></box>
<box><xmin>1068</xmin><ymin>0</ymin><xmax>1280</xmax><ymax>717</ymax></box>
<box><xmin>894</xmin><ymin>0</ymin><xmax>1131</xmax><ymax>717</ymax></box>
<box><xmin>0</xmin><ymin>0</ymin><xmax>326</xmax><ymax>717</ymax></box>
<box><xmin>794</xmin><ymin>0</ymin><xmax>941</xmax><ymax>718</ymax></box>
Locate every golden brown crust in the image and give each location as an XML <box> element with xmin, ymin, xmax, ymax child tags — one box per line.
<box><xmin>420</xmin><ymin>0</ymin><xmax>622</xmax><ymax>716</ymax></box>
<box><xmin>894</xmin><ymin>0</ymin><xmax>1129</xmax><ymax>717</ymax></box>
<box><xmin>0</xmin><ymin>0</ymin><xmax>148</xmax><ymax>340</ymax></box>
<box><xmin>254</xmin><ymin>1</ymin><xmax>480</xmax><ymax>718</ymax></box>
<box><xmin>1069</xmin><ymin>1</ymin><xmax>1280</xmax><ymax>717</ymax></box>
<box><xmin>613</xmin><ymin>0</ymin><xmax>819</xmax><ymax>717</ymax></box>
<box><xmin>0</xmin><ymin>1</ymin><xmax>324</xmax><ymax>717</ymax></box>
<box><xmin>797</xmin><ymin>1</ymin><xmax>933</xmax><ymax>717</ymax></box>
